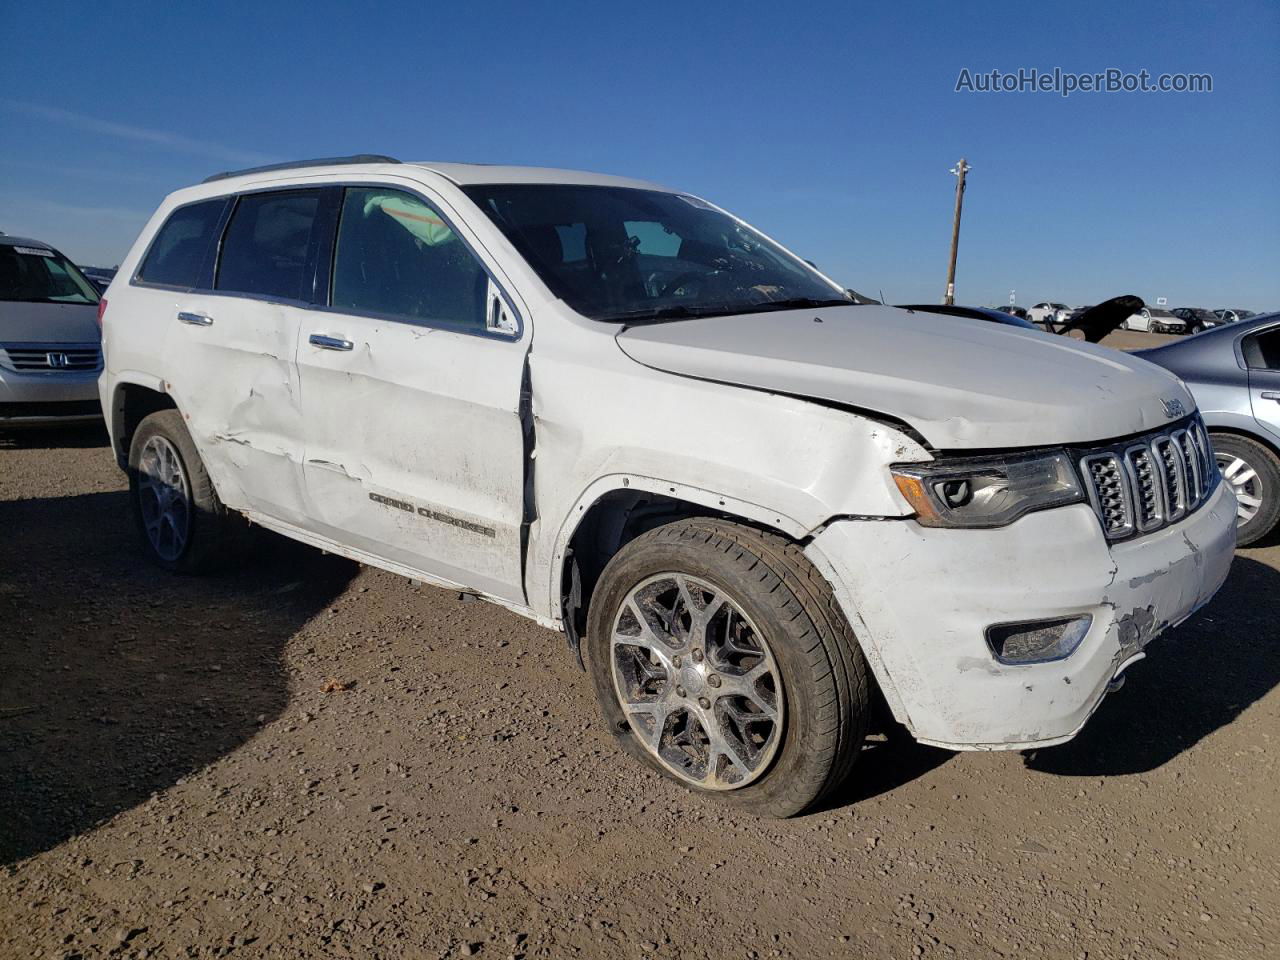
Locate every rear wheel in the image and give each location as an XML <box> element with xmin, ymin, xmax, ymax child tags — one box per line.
<box><xmin>1211</xmin><ymin>432</ymin><xmax>1280</xmax><ymax>546</ymax></box>
<box><xmin>128</xmin><ymin>410</ymin><xmax>249</xmax><ymax>572</ymax></box>
<box><xmin>586</xmin><ymin>518</ymin><xmax>869</xmax><ymax>817</ymax></box>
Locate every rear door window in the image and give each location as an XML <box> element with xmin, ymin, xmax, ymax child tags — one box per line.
<box><xmin>216</xmin><ymin>190</ymin><xmax>322</xmax><ymax>301</ymax></box>
<box><xmin>136</xmin><ymin>199</ymin><xmax>227</xmax><ymax>289</ymax></box>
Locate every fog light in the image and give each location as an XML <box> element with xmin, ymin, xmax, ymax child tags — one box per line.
<box><xmin>985</xmin><ymin>615</ymin><xmax>1093</xmax><ymax>665</ymax></box>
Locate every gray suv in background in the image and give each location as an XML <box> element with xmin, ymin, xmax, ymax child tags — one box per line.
<box><xmin>0</xmin><ymin>235</ymin><xmax>103</xmax><ymax>428</ymax></box>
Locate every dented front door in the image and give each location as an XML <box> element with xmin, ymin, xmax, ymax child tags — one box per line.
<box><xmin>293</xmin><ymin>185</ymin><xmax>531</xmax><ymax>605</ymax></box>
<box><xmin>295</xmin><ymin>315</ymin><xmax>530</xmax><ymax>605</ymax></box>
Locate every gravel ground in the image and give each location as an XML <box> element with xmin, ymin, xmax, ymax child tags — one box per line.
<box><xmin>2</xmin><ymin>340</ymin><xmax>1277</xmax><ymax>959</ymax></box>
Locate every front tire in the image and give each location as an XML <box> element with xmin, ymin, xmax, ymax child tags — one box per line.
<box><xmin>128</xmin><ymin>409</ymin><xmax>248</xmax><ymax>572</ymax></box>
<box><xmin>1211</xmin><ymin>432</ymin><xmax>1280</xmax><ymax>546</ymax></box>
<box><xmin>585</xmin><ymin>518</ymin><xmax>869</xmax><ymax>817</ymax></box>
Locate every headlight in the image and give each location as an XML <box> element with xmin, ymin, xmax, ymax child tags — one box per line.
<box><xmin>890</xmin><ymin>450</ymin><xmax>1085</xmax><ymax>528</ymax></box>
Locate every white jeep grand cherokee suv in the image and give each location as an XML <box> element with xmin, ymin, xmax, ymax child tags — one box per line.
<box><xmin>99</xmin><ymin>156</ymin><xmax>1236</xmax><ymax>817</ymax></box>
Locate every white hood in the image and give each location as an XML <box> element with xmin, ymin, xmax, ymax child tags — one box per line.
<box><xmin>615</xmin><ymin>305</ymin><xmax>1195</xmax><ymax>450</ymax></box>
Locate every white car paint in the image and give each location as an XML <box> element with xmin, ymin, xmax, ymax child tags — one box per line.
<box><xmin>100</xmin><ymin>160</ymin><xmax>1235</xmax><ymax>751</ymax></box>
<box><xmin>1124</xmin><ymin>307</ymin><xmax>1188</xmax><ymax>334</ymax></box>
<box><xmin>1026</xmin><ymin>301</ymin><xmax>1069</xmax><ymax>326</ymax></box>
<box><xmin>616</xmin><ymin>306</ymin><xmax>1191</xmax><ymax>448</ymax></box>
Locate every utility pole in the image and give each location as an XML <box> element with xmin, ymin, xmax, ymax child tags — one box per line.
<box><xmin>944</xmin><ymin>158</ymin><xmax>970</xmax><ymax>305</ymax></box>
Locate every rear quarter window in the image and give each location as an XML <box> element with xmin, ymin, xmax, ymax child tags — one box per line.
<box><xmin>215</xmin><ymin>190</ymin><xmax>322</xmax><ymax>301</ymax></box>
<box><xmin>136</xmin><ymin>199</ymin><xmax>228</xmax><ymax>288</ymax></box>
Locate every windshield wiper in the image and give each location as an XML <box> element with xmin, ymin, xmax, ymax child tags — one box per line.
<box><xmin>733</xmin><ymin>297</ymin><xmax>857</xmax><ymax>314</ymax></box>
<box><xmin>598</xmin><ymin>304</ymin><xmax>735</xmax><ymax>326</ymax></box>
<box><xmin>600</xmin><ymin>297</ymin><xmax>856</xmax><ymax>326</ymax></box>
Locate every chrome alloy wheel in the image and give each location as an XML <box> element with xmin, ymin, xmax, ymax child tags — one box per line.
<box><xmin>137</xmin><ymin>434</ymin><xmax>192</xmax><ymax>561</ymax></box>
<box><xmin>610</xmin><ymin>573</ymin><xmax>784</xmax><ymax>789</ymax></box>
<box><xmin>1217</xmin><ymin>451</ymin><xmax>1264</xmax><ymax>526</ymax></box>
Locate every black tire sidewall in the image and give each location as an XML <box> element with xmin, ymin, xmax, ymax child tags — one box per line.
<box><xmin>127</xmin><ymin>410</ymin><xmax>231</xmax><ymax>572</ymax></box>
<box><xmin>1212</xmin><ymin>433</ymin><xmax>1280</xmax><ymax>546</ymax></box>
<box><xmin>585</xmin><ymin>524</ymin><xmax>859</xmax><ymax>815</ymax></box>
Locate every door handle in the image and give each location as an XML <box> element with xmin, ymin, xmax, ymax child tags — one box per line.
<box><xmin>1261</xmin><ymin>392</ymin><xmax>1280</xmax><ymax>402</ymax></box>
<box><xmin>309</xmin><ymin>334</ymin><xmax>354</xmax><ymax>351</ymax></box>
<box><xmin>177</xmin><ymin>311</ymin><xmax>213</xmax><ymax>326</ymax></box>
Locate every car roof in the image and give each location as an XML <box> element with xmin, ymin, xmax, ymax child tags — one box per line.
<box><xmin>406</xmin><ymin>161</ymin><xmax>667</xmax><ymax>190</ymax></box>
<box><xmin>0</xmin><ymin>234</ymin><xmax>56</xmax><ymax>249</ymax></box>
<box><xmin>188</xmin><ymin>158</ymin><xmax>669</xmax><ymax>194</ymax></box>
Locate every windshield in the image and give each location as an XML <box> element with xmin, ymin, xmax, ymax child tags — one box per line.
<box><xmin>463</xmin><ymin>184</ymin><xmax>849</xmax><ymax>322</ymax></box>
<box><xmin>0</xmin><ymin>243</ymin><xmax>100</xmax><ymax>305</ymax></box>
<box><xmin>1150</xmin><ymin>308</ymin><xmax>1177</xmax><ymax>317</ymax></box>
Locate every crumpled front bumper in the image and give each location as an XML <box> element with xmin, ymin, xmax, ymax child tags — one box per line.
<box><xmin>807</xmin><ymin>480</ymin><xmax>1237</xmax><ymax>750</ymax></box>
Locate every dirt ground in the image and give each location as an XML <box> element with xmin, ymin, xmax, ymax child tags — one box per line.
<box><xmin>2</xmin><ymin>332</ymin><xmax>1277</xmax><ymax>960</ymax></box>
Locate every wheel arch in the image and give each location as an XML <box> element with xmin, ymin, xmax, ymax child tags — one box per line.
<box><xmin>109</xmin><ymin>375</ymin><xmax>177</xmax><ymax>468</ymax></box>
<box><xmin>1205</xmin><ymin>420</ymin><xmax>1280</xmax><ymax>464</ymax></box>
<box><xmin>551</xmin><ymin>476</ymin><xmax>811</xmax><ymax>667</ymax></box>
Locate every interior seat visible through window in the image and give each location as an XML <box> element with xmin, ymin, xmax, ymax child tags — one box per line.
<box><xmin>331</xmin><ymin>188</ymin><xmax>488</xmax><ymax>332</ymax></box>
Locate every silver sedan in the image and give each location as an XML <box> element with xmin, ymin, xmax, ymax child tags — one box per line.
<box><xmin>1137</xmin><ymin>313</ymin><xmax>1280</xmax><ymax>545</ymax></box>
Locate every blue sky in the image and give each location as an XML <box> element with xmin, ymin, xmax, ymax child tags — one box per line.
<box><xmin>2</xmin><ymin>0</ymin><xmax>1277</xmax><ymax>310</ymax></box>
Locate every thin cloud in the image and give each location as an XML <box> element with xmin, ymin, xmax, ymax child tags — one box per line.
<box><xmin>2</xmin><ymin>100</ymin><xmax>273</xmax><ymax>166</ymax></box>
<box><xmin>1</xmin><ymin>194</ymin><xmax>151</xmax><ymax>223</ymax></box>
<box><xmin>0</xmin><ymin>157</ymin><xmax>177</xmax><ymax>187</ymax></box>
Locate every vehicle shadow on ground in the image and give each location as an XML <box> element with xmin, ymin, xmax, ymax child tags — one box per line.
<box><xmin>0</xmin><ymin>490</ymin><xmax>357</xmax><ymax>865</ymax></box>
<box><xmin>817</xmin><ymin>736</ymin><xmax>953</xmax><ymax>811</ymax></box>
<box><xmin>1026</xmin><ymin>554</ymin><xmax>1280</xmax><ymax>778</ymax></box>
<box><xmin>0</xmin><ymin>424</ymin><xmax>110</xmax><ymax>450</ymax></box>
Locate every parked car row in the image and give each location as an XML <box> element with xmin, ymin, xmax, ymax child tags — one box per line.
<box><xmin>78</xmin><ymin>265</ymin><xmax>117</xmax><ymax>294</ymax></box>
<box><xmin>1122</xmin><ymin>305</ymin><xmax>1188</xmax><ymax>334</ymax></box>
<box><xmin>1011</xmin><ymin>302</ymin><xmax>1263</xmax><ymax>336</ymax></box>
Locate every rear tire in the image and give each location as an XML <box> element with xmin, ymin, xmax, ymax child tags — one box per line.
<box><xmin>1210</xmin><ymin>432</ymin><xmax>1280</xmax><ymax>547</ymax></box>
<box><xmin>128</xmin><ymin>409</ymin><xmax>249</xmax><ymax>573</ymax></box>
<box><xmin>585</xmin><ymin>518</ymin><xmax>869</xmax><ymax>818</ymax></box>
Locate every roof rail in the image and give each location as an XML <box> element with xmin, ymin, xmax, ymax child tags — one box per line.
<box><xmin>202</xmin><ymin>154</ymin><xmax>401</xmax><ymax>184</ymax></box>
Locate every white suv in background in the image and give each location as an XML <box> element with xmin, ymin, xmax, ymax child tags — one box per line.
<box><xmin>98</xmin><ymin>156</ymin><xmax>1236</xmax><ymax>817</ymax></box>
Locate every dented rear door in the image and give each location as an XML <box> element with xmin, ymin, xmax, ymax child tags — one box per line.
<box><xmin>160</xmin><ymin>188</ymin><xmax>327</xmax><ymax>525</ymax></box>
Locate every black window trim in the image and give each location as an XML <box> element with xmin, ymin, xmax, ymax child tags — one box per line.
<box><xmin>213</xmin><ymin>186</ymin><xmax>330</xmax><ymax>305</ymax></box>
<box><xmin>130</xmin><ymin>196</ymin><xmax>233</xmax><ymax>293</ymax></box>
<box><xmin>1240</xmin><ymin>322</ymin><xmax>1280</xmax><ymax>372</ymax></box>
<box><xmin>130</xmin><ymin>180</ymin><xmax>524</xmax><ymax>343</ymax></box>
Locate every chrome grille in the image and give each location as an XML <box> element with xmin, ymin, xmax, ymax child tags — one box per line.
<box><xmin>1079</xmin><ymin>416</ymin><xmax>1218</xmax><ymax>541</ymax></box>
<box><xmin>1124</xmin><ymin>445</ymin><xmax>1162</xmax><ymax>532</ymax></box>
<box><xmin>0</xmin><ymin>343</ymin><xmax>102</xmax><ymax>372</ymax></box>
<box><xmin>1153</xmin><ymin>437</ymin><xmax>1186</xmax><ymax>520</ymax></box>
<box><xmin>1082</xmin><ymin>453</ymin><xmax>1132</xmax><ymax>537</ymax></box>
